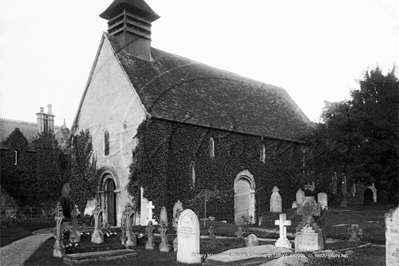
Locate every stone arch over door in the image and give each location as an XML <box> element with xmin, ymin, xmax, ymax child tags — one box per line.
<box><xmin>98</xmin><ymin>167</ymin><xmax>120</xmax><ymax>226</ymax></box>
<box><xmin>234</xmin><ymin>170</ymin><xmax>255</xmax><ymax>225</ymax></box>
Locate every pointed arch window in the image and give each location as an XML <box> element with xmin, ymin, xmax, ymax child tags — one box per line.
<box><xmin>104</xmin><ymin>130</ymin><xmax>110</xmax><ymax>156</ymax></box>
<box><xmin>190</xmin><ymin>161</ymin><xmax>196</xmax><ymax>188</ymax></box>
<box><xmin>260</xmin><ymin>144</ymin><xmax>265</xmax><ymax>163</ymax></box>
<box><xmin>209</xmin><ymin>137</ymin><xmax>215</xmax><ymax>158</ymax></box>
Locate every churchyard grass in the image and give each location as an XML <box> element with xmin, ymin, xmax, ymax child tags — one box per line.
<box><xmin>24</xmin><ymin>205</ymin><xmax>388</xmax><ymax>265</ymax></box>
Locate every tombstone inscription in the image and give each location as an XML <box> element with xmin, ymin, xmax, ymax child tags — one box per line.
<box><xmin>177</xmin><ymin>209</ymin><xmax>201</xmax><ymax>264</ymax></box>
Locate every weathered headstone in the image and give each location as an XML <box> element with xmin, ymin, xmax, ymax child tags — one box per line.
<box><xmin>145</xmin><ymin>221</ymin><xmax>155</xmax><ymax>250</ymax></box>
<box><xmin>377</xmin><ymin>190</ymin><xmax>388</xmax><ymax>206</ymax></box>
<box><xmin>146</xmin><ymin>201</ymin><xmax>157</xmax><ymax>225</ymax></box>
<box><xmin>160</xmin><ymin>206</ymin><xmax>168</xmax><ymax>226</ymax></box>
<box><xmin>53</xmin><ymin>202</ymin><xmax>65</xmax><ymax>258</ymax></box>
<box><xmin>208</xmin><ymin>226</ymin><xmax>215</xmax><ymax>239</ymax></box>
<box><xmin>296</xmin><ymin>188</ymin><xmax>305</xmax><ymax>207</ymax></box>
<box><xmin>317</xmin><ymin>192</ymin><xmax>328</xmax><ymax>210</ymax></box>
<box><xmin>368</xmin><ymin>183</ymin><xmax>377</xmax><ymax>202</ymax></box>
<box><xmin>347</xmin><ymin>224</ymin><xmax>362</xmax><ymax>241</ymax></box>
<box><xmin>386</xmin><ymin>206</ymin><xmax>399</xmax><ymax>266</ymax></box>
<box><xmin>159</xmin><ymin>223</ymin><xmax>170</xmax><ymax>252</ymax></box>
<box><xmin>125</xmin><ymin>203</ymin><xmax>136</xmax><ymax>248</ymax></box>
<box><xmin>173</xmin><ymin>200</ymin><xmax>184</xmax><ymax>228</ymax></box>
<box><xmin>69</xmin><ymin>204</ymin><xmax>81</xmax><ymax>243</ymax></box>
<box><xmin>177</xmin><ymin>209</ymin><xmax>201</xmax><ymax>264</ymax></box>
<box><xmin>91</xmin><ymin>203</ymin><xmax>104</xmax><ymax>244</ymax></box>
<box><xmin>235</xmin><ymin>227</ymin><xmax>244</xmax><ymax>238</ymax></box>
<box><xmin>246</xmin><ymin>234</ymin><xmax>259</xmax><ymax>247</ymax></box>
<box><xmin>275</xmin><ymin>213</ymin><xmax>292</xmax><ymax>248</ymax></box>
<box><xmin>295</xmin><ymin>197</ymin><xmax>323</xmax><ymax>252</ymax></box>
<box><xmin>270</xmin><ymin>186</ymin><xmax>282</xmax><ymax>213</ymax></box>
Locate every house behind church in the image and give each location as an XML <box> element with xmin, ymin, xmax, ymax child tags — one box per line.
<box><xmin>72</xmin><ymin>0</ymin><xmax>313</xmax><ymax>226</ymax></box>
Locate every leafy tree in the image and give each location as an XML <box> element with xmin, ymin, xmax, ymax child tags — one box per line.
<box><xmin>69</xmin><ymin>129</ymin><xmax>100</xmax><ymax>212</ymax></box>
<box><xmin>304</xmin><ymin>66</ymin><xmax>398</xmax><ymax>201</ymax></box>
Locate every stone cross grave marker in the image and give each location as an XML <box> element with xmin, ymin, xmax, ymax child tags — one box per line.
<box><xmin>160</xmin><ymin>206</ymin><xmax>168</xmax><ymax>226</ymax></box>
<box><xmin>145</xmin><ymin>221</ymin><xmax>155</xmax><ymax>250</ymax></box>
<box><xmin>91</xmin><ymin>203</ymin><xmax>104</xmax><ymax>244</ymax></box>
<box><xmin>296</xmin><ymin>188</ymin><xmax>305</xmax><ymax>207</ymax></box>
<box><xmin>53</xmin><ymin>202</ymin><xmax>65</xmax><ymax>258</ymax></box>
<box><xmin>347</xmin><ymin>224</ymin><xmax>362</xmax><ymax>241</ymax></box>
<box><xmin>317</xmin><ymin>192</ymin><xmax>328</xmax><ymax>210</ymax></box>
<box><xmin>386</xmin><ymin>206</ymin><xmax>399</xmax><ymax>266</ymax></box>
<box><xmin>147</xmin><ymin>201</ymin><xmax>157</xmax><ymax>225</ymax></box>
<box><xmin>159</xmin><ymin>222</ymin><xmax>170</xmax><ymax>252</ymax></box>
<box><xmin>69</xmin><ymin>204</ymin><xmax>81</xmax><ymax>243</ymax></box>
<box><xmin>295</xmin><ymin>197</ymin><xmax>323</xmax><ymax>253</ymax></box>
<box><xmin>270</xmin><ymin>186</ymin><xmax>282</xmax><ymax>213</ymax></box>
<box><xmin>275</xmin><ymin>213</ymin><xmax>292</xmax><ymax>248</ymax></box>
<box><xmin>177</xmin><ymin>209</ymin><xmax>201</xmax><ymax>264</ymax></box>
<box><xmin>125</xmin><ymin>203</ymin><xmax>136</xmax><ymax>248</ymax></box>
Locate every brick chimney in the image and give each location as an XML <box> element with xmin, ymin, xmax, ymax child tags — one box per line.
<box><xmin>36</xmin><ymin>105</ymin><xmax>55</xmax><ymax>136</ymax></box>
<box><xmin>36</xmin><ymin>107</ymin><xmax>45</xmax><ymax>134</ymax></box>
<box><xmin>99</xmin><ymin>0</ymin><xmax>160</xmax><ymax>60</ymax></box>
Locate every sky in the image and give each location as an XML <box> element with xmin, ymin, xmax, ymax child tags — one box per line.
<box><xmin>1</xmin><ymin>0</ymin><xmax>398</xmax><ymax>128</ymax></box>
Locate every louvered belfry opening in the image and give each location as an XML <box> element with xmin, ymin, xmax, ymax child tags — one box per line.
<box><xmin>100</xmin><ymin>0</ymin><xmax>160</xmax><ymax>60</ymax></box>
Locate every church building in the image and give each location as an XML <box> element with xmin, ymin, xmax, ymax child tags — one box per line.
<box><xmin>72</xmin><ymin>0</ymin><xmax>313</xmax><ymax>226</ymax></box>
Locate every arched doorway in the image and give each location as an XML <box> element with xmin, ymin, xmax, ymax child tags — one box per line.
<box><xmin>105</xmin><ymin>177</ymin><xmax>116</xmax><ymax>225</ymax></box>
<box><xmin>234</xmin><ymin>170</ymin><xmax>255</xmax><ymax>225</ymax></box>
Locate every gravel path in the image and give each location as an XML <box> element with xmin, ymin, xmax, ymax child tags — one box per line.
<box><xmin>0</xmin><ymin>231</ymin><xmax>52</xmax><ymax>266</ymax></box>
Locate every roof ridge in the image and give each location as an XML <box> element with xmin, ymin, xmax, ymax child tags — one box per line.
<box><xmin>0</xmin><ymin>117</ymin><xmax>37</xmax><ymax>126</ymax></box>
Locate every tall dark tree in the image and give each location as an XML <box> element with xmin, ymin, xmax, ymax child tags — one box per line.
<box><xmin>69</xmin><ymin>130</ymin><xmax>100</xmax><ymax>212</ymax></box>
<box><xmin>304</xmin><ymin>66</ymin><xmax>398</xmax><ymax>200</ymax></box>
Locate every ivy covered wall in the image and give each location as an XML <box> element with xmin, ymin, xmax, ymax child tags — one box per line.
<box><xmin>128</xmin><ymin>118</ymin><xmax>304</xmax><ymax>223</ymax></box>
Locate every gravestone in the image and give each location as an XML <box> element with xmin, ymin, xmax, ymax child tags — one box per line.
<box><xmin>177</xmin><ymin>209</ymin><xmax>201</xmax><ymax>264</ymax></box>
<box><xmin>295</xmin><ymin>197</ymin><xmax>323</xmax><ymax>252</ymax></box>
<box><xmin>208</xmin><ymin>226</ymin><xmax>215</xmax><ymax>239</ymax></box>
<box><xmin>296</xmin><ymin>188</ymin><xmax>305</xmax><ymax>207</ymax></box>
<box><xmin>53</xmin><ymin>202</ymin><xmax>65</xmax><ymax>258</ymax></box>
<box><xmin>91</xmin><ymin>203</ymin><xmax>104</xmax><ymax>244</ymax></box>
<box><xmin>270</xmin><ymin>186</ymin><xmax>282</xmax><ymax>213</ymax></box>
<box><xmin>146</xmin><ymin>201</ymin><xmax>157</xmax><ymax>225</ymax></box>
<box><xmin>173</xmin><ymin>200</ymin><xmax>184</xmax><ymax>228</ymax></box>
<box><xmin>317</xmin><ymin>192</ymin><xmax>328</xmax><ymax>210</ymax></box>
<box><xmin>258</xmin><ymin>216</ymin><xmax>263</xmax><ymax>227</ymax></box>
<box><xmin>160</xmin><ymin>206</ymin><xmax>168</xmax><ymax>226</ymax></box>
<box><xmin>367</xmin><ymin>183</ymin><xmax>377</xmax><ymax>202</ymax></box>
<box><xmin>125</xmin><ymin>203</ymin><xmax>136</xmax><ymax>248</ymax></box>
<box><xmin>363</xmin><ymin>189</ymin><xmax>373</xmax><ymax>205</ymax></box>
<box><xmin>347</xmin><ymin>224</ymin><xmax>362</xmax><ymax>241</ymax></box>
<box><xmin>377</xmin><ymin>190</ymin><xmax>388</xmax><ymax>206</ymax></box>
<box><xmin>69</xmin><ymin>204</ymin><xmax>81</xmax><ymax>243</ymax></box>
<box><xmin>386</xmin><ymin>206</ymin><xmax>399</xmax><ymax>266</ymax></box>
<box><xmin>145</xmin><ymin>221</ymin><xmax>155</xmax><ymax>250</ymax></box>
<box><xmin>235</xmin><ymin>227</ymin><xmax>244</xmax><ymax>238</ymax></box>
<box><xmin>275</xmin><ymin>213</ymin><xmax>292</xmax><ymax>248</ymax></box>
<box><xmin>159</xmin><ymin>223</ymin><xmax>170</xmax><ymax>252</ymax></box>
<box><xmin>246</xmin><ymin>234</ymin><xmax>259</xmax><ymax>247</ymax></box>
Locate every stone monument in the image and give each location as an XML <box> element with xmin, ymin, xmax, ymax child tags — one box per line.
<box><xmin>160</xmin><ymin>206</ymin><xmax>168</xmax><ymax>226</ymax></box>
<box><xmin>145</xmin><ymin>221</ymin><xmax>155</xmax><ymax>250</ymax></box>
<box><xmin>159</xmin><ymin>222</ymin><xmax>170</xmax><ymax>252</ymax></box>
<box><xmin>270</xmin><ymin>186</ymin><xmax>282</xmax><ymax>213</ymax></box>
<box><xmin>53</xmin><ymin>202</ymin><xmax>65</xmax><ymax>258</ymax></box>
<box><xmin>296</xmin><ymin>188</ymin><xmax>305</xmax><ymax>207</ymax></box>
<box><xmin>317</xmin><ymin>192</ymin><xmax>328</xmax><ymax>210</ymax></box>
<box><xmin>69</xmin><ymin>204</ymin><xmax>81</xmax><ymax>243</ymax></box>
<box><xmin>173</xmin><ymin>200</ymin><xmax>184</xmax><ymax>228</ymax></box>
<box><xmin>91</xmin><ymin>203</ymin><xmax>104</xmax><ymax>244</ymax></box>
<box><xmin>125</xmin><ymin>202</ymin><xmax>136</xmax><ymax>248</ymax></box>
<box><xmin>146</xmin><ymin>201</ymin><xmax>157</xmax><ymax>225</ymax></box>
<box><xmin>177</xmin><ymin>209</ymin><xmax>201</xmax><ymax>264</ymax></box>
<box><xmin>295</xmin><ymin>197</ymin><xmax>323</xmax><ymax>252</ymax></box>
<box><xmin>208</xmin><ymin>226</ymin><xmax>215</xmax><ymax>239</ymax></box>
<box><xmin>235</xmin><ymin>227</ymin><xmax>244</xmax><ymax>238</ymax></box>
<box><xmin>246</xmin><ymin>234</ymin><xmax>259</xmax><ymax>247</ymax></box>
<box><xmin>386</xmin><ymin>206</ymin><xmax>399</xmax><ymax>266</ymax></box>
<box><xmin>347</xmin><ymin>224</ymin><xmax>362</xmax><ymax>241</ymax></box>
<box><xmin>275</xmin><ymin>213</ymin><xmax>292</xmax><ymax>248</ymax></box>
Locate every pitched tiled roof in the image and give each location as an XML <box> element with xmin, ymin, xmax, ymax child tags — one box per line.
<box><xmin>99</xmin><ymin>0</ymin><xmax>160</xmax><ymax>21</ymax></box>
<box><xmin>105</xmin><ymin>33</ymin><xmax>312</xmax><ymax>142</ymax></box>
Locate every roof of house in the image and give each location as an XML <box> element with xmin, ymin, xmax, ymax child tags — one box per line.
<box><xmin>104</xmin><ymin>33</ymin><xmax>313</xmax><ymax>142</ymax></box>
<box><xmin>0</xmin><ymin>118</ymin><xmax>39</xmax><ymax>144</ymax></box>
<box><xmin>99</xmin><ymin>0</ymin><xmax>160</xmax><ymax>21</ymax></box>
